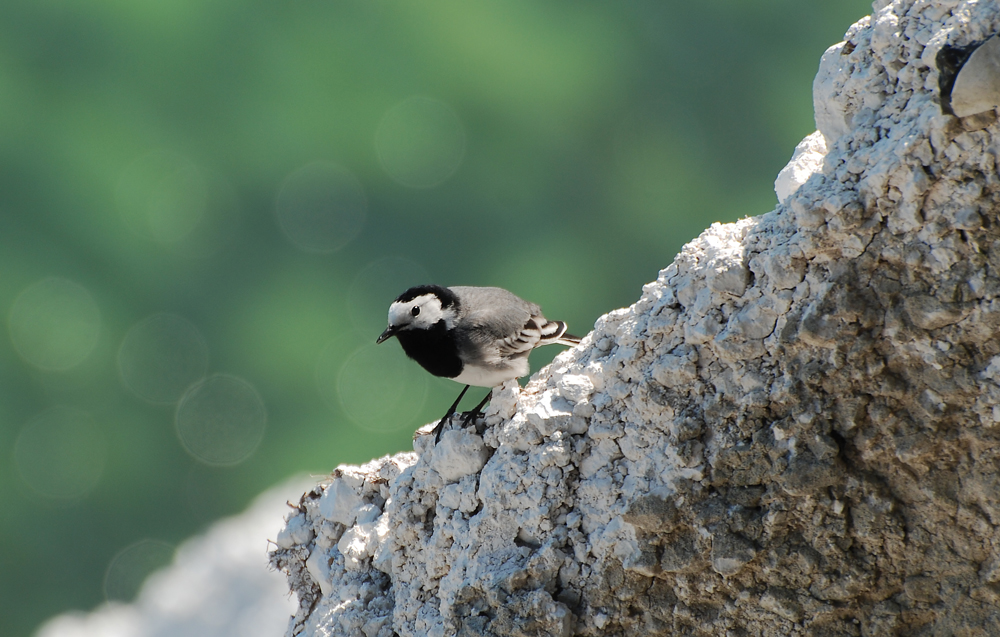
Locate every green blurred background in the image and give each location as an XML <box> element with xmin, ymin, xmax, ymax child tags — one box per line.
<box><xmin>0</xmin><ymin>1</ymin><xmax>870</xmax><ymax>635</ymax></box>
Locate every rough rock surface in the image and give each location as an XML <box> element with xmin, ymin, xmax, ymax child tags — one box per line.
<box><xmin>270</xmin><ymin>2</ymin><xmax>1000</xmax><ymax>635</ymax></box>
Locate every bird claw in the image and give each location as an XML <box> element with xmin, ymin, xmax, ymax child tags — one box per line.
<box><xmin>432</xmin><ymin>416</ymin><xmax>454</xmax><ymax>443</ymax></box>
<box><xmin>459</xmin><ymin>407</ymin><xmax>482</xmax><ymax>428</ymax></box>
<box><xmin>433</xmin><ymin>395</ymin><xmax>490</xmax><ymax>443</ymax></box>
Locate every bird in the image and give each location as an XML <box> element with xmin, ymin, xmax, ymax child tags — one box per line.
<box><xmin>376</xmin><ymin>285</ymin><xmax>581</xmax><ymax>440</ymax></box>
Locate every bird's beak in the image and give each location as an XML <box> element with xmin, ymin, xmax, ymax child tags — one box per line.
<box><xmin>376</xmin><ymin>326</ymin><xmax>398</xmax><ymax>344</ymax></box>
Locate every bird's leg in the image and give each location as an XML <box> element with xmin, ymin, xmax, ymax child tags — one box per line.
<box><xmin>443</xmin><ymin>384</ymin><xmax>471</xmax><ymax>421</ymax></box>
<box><xmin>433</xmin><ymin>385</ymin><xmax>470</xmax><ymax>442</ymax></box>
<box><xmin>459</xmin><ymin>390</ymin><xmax>492</xmax><ymax>430</ymax></box>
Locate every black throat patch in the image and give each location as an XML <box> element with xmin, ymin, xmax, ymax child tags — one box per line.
<box><xmin>396</xmin><ymin>319</ymin><xmax>463</xmax><ymax>379</ymax></box>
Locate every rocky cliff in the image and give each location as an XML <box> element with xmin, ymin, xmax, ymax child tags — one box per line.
<box><xmin>270</xmin><ymin>2</ymin><xmax>1000</xmax><ymax>634</ymax></box>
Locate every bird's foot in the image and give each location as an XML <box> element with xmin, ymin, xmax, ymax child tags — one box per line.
<box><xmin>459</xmin><ymin>392</ymin><xmax>491</xmax><ymax>431</ymax></box>
<box><xmin>435</xmin><ymin>391</ymin><xmax>491</xmax><ymax>442</ymax></box>
<box><xmin>433</xmin><ymin>415</ymin><xmax>456</xmax><ymax>443</ymax></box>
<box><xmin>434</xmin><ymin>385</ymin><xmax>471</xmax><ymax>443</ymax></box>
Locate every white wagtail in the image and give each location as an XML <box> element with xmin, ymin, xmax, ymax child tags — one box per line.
<box><xmin>376</xmin><ymin>285</ymin><xmax>581</xmax><ymax>440</ymax></box>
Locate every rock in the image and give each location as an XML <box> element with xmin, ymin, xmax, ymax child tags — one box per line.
<box><xmin>950</xmin><ymin>34</ymin><xmax>1000</xmax><ymax>117</ymax></box>
<box><xmin>775</xmin><ymin>130</ymin><xmax>828</xmax><ymax>203</ymax></box>
<box><xmin>270</xmin><ymin>3</ymin><xmax>1000</xmax><ymax>635</ymax></box>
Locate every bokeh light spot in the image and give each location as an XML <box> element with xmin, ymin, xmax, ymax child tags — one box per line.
<box><xmin>175</xmin><ymin>375</ymin><xmax>267</xmax><ymax>466</ymax></box>
<box><xmin>14</xmin><ymin>407</ymin><xmax>107</xmax><ymax>499</ymax></box>
<box><xmin>335</xmin><ymin>343</ymin><xmax>428</xmax><ymax>432</ymax></box>
<box><xmin>275</xmin><ymin>162</ymin><xmax>367</xmax><ymax>253</ymax></box>
<box><xmin>116</xmin><ymin>150</ymin><xmax>208</xmax><ymax>245</ymax></box>
<box><xmin>315</xmin><ymin>333</ymin><xmax>364</xmax><ymax>414</ymax></box>
<box><xmin>375</xmin><ymin>96</ymin><xmax>466</xmax><ymax>188</ymax></box>
<box><xmin>347</xmin><ymin>257</ymin><xmax>431</xmax><ymax>334</ymax></box>
<box><xmin>118</xmin><ymin>313</ymin><xmax>210</xmax><ymax>404</ymax></box>
<box><xmin>103</xmin><ymin>539</ymin><xmax>175</xmax><ymax>602</ymax></box>
<box><xmin>9</xmin><ymin>277</ymin><xmax>101</xmax><ymax>371</ymax></box>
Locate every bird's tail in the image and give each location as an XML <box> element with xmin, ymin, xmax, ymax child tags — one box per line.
<box><xmin>539</xmin><ymin>320</ymin><xmax>582</xmax><ymax>347</ymax></box>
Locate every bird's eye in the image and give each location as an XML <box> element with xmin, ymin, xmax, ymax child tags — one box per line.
<box><xmin>411</xmin><ymin>306</ymin><xmax>420</xmax><ymax>317</ymax></box>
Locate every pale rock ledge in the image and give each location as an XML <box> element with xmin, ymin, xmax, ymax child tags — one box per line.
<box><xmin>270</xmin><ymin>1</ymin><xmax>1000</xmax><ymax>635</ymax></box>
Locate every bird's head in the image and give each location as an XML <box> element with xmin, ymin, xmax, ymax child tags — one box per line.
<box><xmin>376</xmin><ymin>285</ymin><xmax>460</xmax><ymax>343</ymax></box>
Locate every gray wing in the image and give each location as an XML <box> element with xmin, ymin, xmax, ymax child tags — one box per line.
<box><xmin>449</xmin><ymin>286</ymin><xmax>568</xmax><ymax>361</ymax></box>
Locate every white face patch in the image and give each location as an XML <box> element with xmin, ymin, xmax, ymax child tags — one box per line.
<box><xmin>387</xmin><ymin>293</ymin><xmax>455</xmax><ymax>331</ymax></box>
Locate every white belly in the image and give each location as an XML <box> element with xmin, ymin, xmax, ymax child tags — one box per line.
<box><xmin>451</xmin><ymin>359</ymin><xmax>528</xmax><ymax>387</ymax></box>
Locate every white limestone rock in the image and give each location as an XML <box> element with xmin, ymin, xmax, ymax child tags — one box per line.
<box><xmin>430</xmin><ymin>430</ymin><xmax>489</xmax><ymax>483</ymax></box>
<box><xmin>271</xmin><ymin>3</ymin><xmax>1000</xmax><ymax>635</ymax></box>
<box><xmin>774</xmin><ymin>130</ymin><xmax>828</xmax><ymax>204</ymax></box>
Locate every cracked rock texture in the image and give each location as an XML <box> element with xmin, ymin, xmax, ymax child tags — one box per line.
<box><xmin>270</xmin><ymin>2</ymin><xmax>1000</xmax><ymax>635</ymax></box>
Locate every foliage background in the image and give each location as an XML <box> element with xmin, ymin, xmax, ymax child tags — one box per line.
<box><xmin>0</xmin><ymin>1</ymin><xmax>870</xmax><ymax>635</ymax></box>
